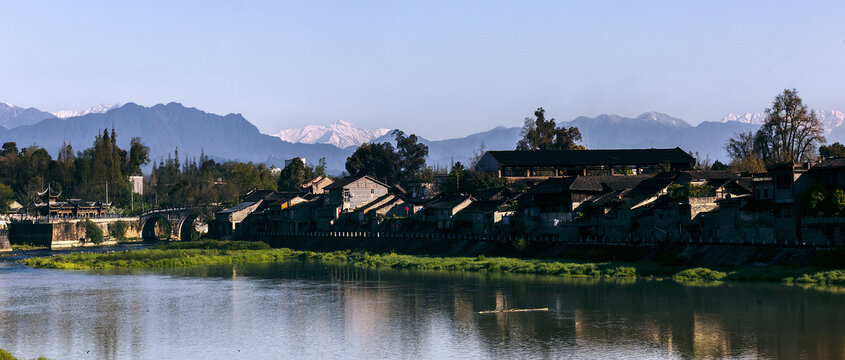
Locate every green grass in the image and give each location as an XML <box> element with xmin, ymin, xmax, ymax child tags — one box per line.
<box><xmin>21</xmin><ymin>240</ymin><xmax>638</xmax><ymax>278</ymax></box>
<box><xmin>10</xmin><ymin>244</ymin><xmax>48</xmax><ymax>251</ymax></box>
<box><xmin>18</xmin><ymin>240</ymin><xmax>845</xmax><ymax>288</ymax></box>
<box><xmin>0</xmin><ymin>348</ymin><xmax>49</xmax><ymax>360</ymax></box>
<box><xmin>672</xmin><ymin>267</ymin><xmax>727</xmax><ymax>282</ymax></box>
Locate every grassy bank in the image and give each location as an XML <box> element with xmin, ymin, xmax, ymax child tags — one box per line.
<box><xmin>0</xmin><ymin>348</ymin><xmax>48</xmax><ymax>360</ymax></box>
<box><xmin>22</xmin><ymin>240</ymin><xmax>639</xmax><ymax>278</ymax></box>
<box><xmin>19</xmin><ymin>240</ymin><xmax>845</xmax><ymax>286</ymax></box>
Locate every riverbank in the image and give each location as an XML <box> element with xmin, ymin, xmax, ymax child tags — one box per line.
<box><xmin>19</xmin><ymin>240</ymin><xmax>845</xmax><ymax>286</ymax></box>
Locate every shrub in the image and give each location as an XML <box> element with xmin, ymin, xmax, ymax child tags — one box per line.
<box><xmin>0</xmin><ymin>349</ymin><xmax>17</xmax><ymax>360</ymax></box>
<box><xmin>82</xmin><ymin>220</ymin><xmax>104</xmax><ymax>244</ymax></box>
<box><xmin>109</xmin><ymin>220</ymin><xmax>129</xmax><ymax>240</ymax></box>
<box><xmin>672</xmin><ymin>267</ymin><xmax>726</xmax><ymax>282</ymax></box>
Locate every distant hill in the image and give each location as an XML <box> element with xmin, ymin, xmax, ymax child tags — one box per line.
<box><xmin>0</xmin><ymin>102</ymin><xmax>56</xmax><ymax>129</ymax></box>
<box><xmin>0</xmin><ymin>102</ymin><xmax>354</xmax><ymax>174</ymax></box>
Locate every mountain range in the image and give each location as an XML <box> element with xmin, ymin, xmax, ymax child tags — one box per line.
<box><xmin>1</xmin><ymin>101</ymin><xmax>844</xmax><ymax>175</ymax></box>
<box><xmin>0</xmin><ymin>102</ymin><xmax>122</xmax><ymax>129</ymax></box>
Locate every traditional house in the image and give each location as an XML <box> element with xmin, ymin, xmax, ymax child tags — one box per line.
<box><xmin>522</xmin><ymin>175</ymin><xmax>652</xmax><ymax>229</ymax></box>
<box><xmin>453</xmin><ymin>198</ymin><xmax>515</xmax><ymax>235</ymax></box>
<box><xmin>324</xmin><ymin>176</ymin><xmax>390</xmax><ymax>211</ymax></box>
<box><xmin>33</xmin><ymin>186</ymin><xmax>110</xmax><ymax>217</ymax></box>
<box><xmin>301</xmin><ymin>176</ymin><xmax>334</xmax><ymax>194</ymax></box>
<box><xmin>475</xmin><ymin>148</ymin><xmax>695</xmax><ymax>180</ymax></box>
<box><xmin>422</xmin><ymin>194</ymin><xmax>473</xmax><ymax>229</ymax></box>
<box><xmin>216</xmin><ymin>188</ymin><xmax>283</xmax><ymax>239</ymax></box>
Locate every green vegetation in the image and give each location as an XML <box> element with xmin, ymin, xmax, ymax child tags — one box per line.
<box><xmin>109</xmin><ymin>220</ymin><xmax>129</xmax><ymax>240</ymax></box>
<box><xmin>787</xmin><ymin>270</ymin><xmax>845</xmax><ymax>286</ymax></box>
<box><xmin>22</xmin><ymin>240</ymin><xmax>635</xmax><ymax>278</ymax></box>
<box><xmin>82</xmin><ymin>220</ymin><xmax>104</xmax><ymax>244</ymax></box>
<box><xmin>672</xmin><ymin>268</ymin><xmax>727</xmax><ymax>282</ymax></box>
<box><xmin>18</xmin><ymin>240</ymin><xmax>845</xmax><ymax>290</ymax></box>
<box><xmin>0</xmin><ymin>348</ymin><xmax>49</xmax><ymax>360</ymax></box>
<box><xmin>11</xmin><ymin>244</ymin><xmax>48</xmax><ymax>251</ymax></box>
<box><xmin>0</xmin><ymin>349</ymin><xmax>14</xmax><ymax>360</ymax></box>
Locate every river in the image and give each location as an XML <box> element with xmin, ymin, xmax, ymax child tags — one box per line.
<box><xmin>0</xmin><ymin>259</ymin><xmax>843</xmax><ymax>359</ymax></box>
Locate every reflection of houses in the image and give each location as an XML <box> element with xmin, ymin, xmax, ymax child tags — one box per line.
<box><xmin>33</xmin><ymin>186</ymin><xmax>110</xmax><ymax>217</ymax></box>
<box><xmin>475</xmin><ymin>148</ymin><xmax>695</xmax><ymax>180</ymax></box>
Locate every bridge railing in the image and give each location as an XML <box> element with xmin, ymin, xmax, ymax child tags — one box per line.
<box><xmin>9</xmin><ymin>213</ymin><xmax>133</xmax><ymax>223</ymax></box>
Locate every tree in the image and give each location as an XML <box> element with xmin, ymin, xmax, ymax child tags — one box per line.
<box><xmin>393</xmin><ymin>130</ymin><xmax>429</xmax><ymax>183</ymax></box>
<box><xmin>1</xmin><ymin>142</ymin><xmax>17</xmax><ymax>156</ymax></box>
<box><xmin>711</xmin><ymin>160</ymin><xmax>730</xmax><ymax>171</ymax></box>
<box><xmin>516</xmin><ymin>107</ymin><xmax>583</xmax><ymax>150</ymax></box>
<box><xmin>0</xmin><ymin>183</ymin><xmax>15</xmax><ymax>213</ymax></box>
<box><xmin>819</xmin><ymin>142</ymin><xmax>845</xmax><ymax>159</ymax></box>
<box><xmin>277</xmin><ymin>158</ymin><xmax>312</xmax><ymax>191</ymax></box>
<box><xmin>128</xmin><ymin>137</ymin><xmax>151</xmax><ymax>175</ymax></box>
<box><xmin>725</xmin><ymin>130</ymin><xmax>766</xmax><ymax>173</ymax></box>
<box><xmin>754</xmin><ymin>89</ymin><xmax>825</xmax><ymax>165</ymax></box>
<box><xmin>345</xmin><ymin>142</ymin><xmax>400</xmax><ymax>184</ymax></box>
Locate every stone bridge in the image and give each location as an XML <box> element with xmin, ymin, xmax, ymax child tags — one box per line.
<box><xmin>139</xmin><ymin>207</ymin><xmax>204</xmax><ymax>241</ymax></box>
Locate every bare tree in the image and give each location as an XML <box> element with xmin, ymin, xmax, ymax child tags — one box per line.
<box><xmin>754</xmin><ymin>88</ymin><xmax>825</xmax><ymax>164</ymax></box>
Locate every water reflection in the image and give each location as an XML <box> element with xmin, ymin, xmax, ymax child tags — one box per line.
<box><xmin>0</xmin><ymin>262</ymin><xmax>844</xmax><ymax>359</ymax></box>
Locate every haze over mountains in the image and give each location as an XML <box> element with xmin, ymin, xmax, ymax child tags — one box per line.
<box><xmin>1</xmin><ymin>101</ymin><xmax>844</xmax><ymax>175</ymax></box>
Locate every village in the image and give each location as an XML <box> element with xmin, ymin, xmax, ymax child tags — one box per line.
<box><xmin>209</xmin><ymin>147</ymin><xmax>845</xmax><ymax>248</ymax></box>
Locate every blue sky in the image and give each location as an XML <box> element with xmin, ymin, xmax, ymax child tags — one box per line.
<box><xmin>1</xmin><ymin>1</ymin><xmax>843</xmax><ymax>139</ymax></box>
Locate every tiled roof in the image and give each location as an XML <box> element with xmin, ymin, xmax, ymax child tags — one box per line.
<box><xmin>486</xmin><ymin>148</ymin><xmax>694</xmax><ymax>167</ymax></box>
<box><xmin>424</xmin><ymin>194</ymin><xmax>471</xmax><ymax>210</ymax></box>
<box><xmin>324</xmin><ymin>175</ymin><xmax>390</xmax><ymax>190</ymax></box>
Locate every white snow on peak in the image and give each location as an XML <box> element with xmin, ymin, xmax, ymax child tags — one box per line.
<box><xmin>273</xmin><ymin>120</ymin><xmax>391</xmax><ymax>148</ymax></box>
<box><xmin>52</xmin><ymin>103</ymin><xmax>121</xmax><ymax>119</ymax></box>
<box><xmin>720</xmin><ymin>110</ymin><xmax>845</xmax><ymax>133</ymax></box>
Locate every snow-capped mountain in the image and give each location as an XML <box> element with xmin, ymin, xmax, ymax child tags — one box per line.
<box><xmin>634</xmin><ymin>111</ymin><xmax>691</xmax><ymax>128</ymax></box>
<box><xmin>52</xmin><ymin>103</ymin><xmax>121</xmax><ymax>119</ymax></box>
<box><xmin>720</xmin><ymin>110</ymin><xmax>845</xmax><ymax>133</ymax></box>
<box><xmin>273</xmin><ymin>120</ymin><xmax>390</xmax><ymax>148</ymax></box>
<box><xmin>0</xmin><ymin>102</ymin><xmax>57</xmax><ymax>129</ymax></box>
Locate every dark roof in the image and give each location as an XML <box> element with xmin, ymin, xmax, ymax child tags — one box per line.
<box><xmin>218</xmin><ymin>201</ymin><xmax>256</xmax><ymax>214</ymax></box>
<box><xmin>527</xmin><ymin>175</ymin><xmax>655</xmax><ymax>194</ymax></box>
<box><xmin>812</xmin><ymin>158</ymin><xmax>845</xmax><ymax>170</ymax></box>
<box><xmin>324</xmin><ymin>175</ymin><xmax>390</xmax><ymax>190</ymax></box>
<box><xmin>37</xmin><ymin>185</ymin><xmax>61</xmax><ymax>197</ymax></box>
<box><xmin>243</xmin><ymin>189</ymin><xmax>276</xmax><ymax>203</ymax></box>
<box><xmin>424</xmin><ymin>194</ymin><xmax>472</xmax><ymax>210</ymax></box>
<box><xmin>681</xmin><ymin>170</ymin><xmax>739</xmax><ymax>180</ymax></box>
<box><xmin>570</xmin><ymin>175</ymin><xmax>653</xmax><ymax>192</ymax></box>
<box><xmin>485</xmin><ymin>148</ymin><xmax>694</xmax><ymax>167</ymax></box>
<box><xmin>459</xmin><ymin>198</ymin><xmax>511</xmax><ymax>213</ymax></box>
<box><xmin>474</xmin><ymin>187</ymin><xmax>518</xmax><ymax>201</ymax></box>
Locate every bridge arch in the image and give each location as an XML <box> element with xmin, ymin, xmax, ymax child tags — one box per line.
<box><xmin>140</xmin><ymin>214</ymin><xmax>172</xmax><ymax>241</ymax></box>
<box><xmin>139</xmin><ymin>207</ymin><xmax>205</xmax><ymax>242</ymax></box>
<box><xmin>176</xmin><ymin>213</ymin><xmax>201</xmax><ymax>242</ymax></box>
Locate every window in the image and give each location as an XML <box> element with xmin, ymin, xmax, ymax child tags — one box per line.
<box><xmin>371</xmin><ymin>189</ymin><xmax>374</xmax><ymax>194</ymax></box>
<box><xmin>776</xmin><ymin>174</ymin><xmax>790</xmax><ymax>189</ymax></box>
<box><xmin>343</xmin><ymin>190</ymin><xmax>350</xmax><ymax>202</ymax></box>
<box><xmin>763</xmin><ymin>189</ymin><xmax>768</xmax><ymax>198</ymax></box>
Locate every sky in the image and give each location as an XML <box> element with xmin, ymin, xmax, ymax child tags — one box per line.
<box><xmin>1</xmin><ymin>1</ymin><xmax>844</xmax><ymax>140</ymax></box>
